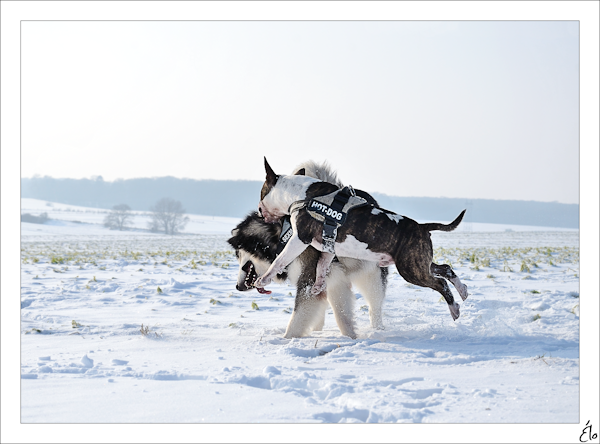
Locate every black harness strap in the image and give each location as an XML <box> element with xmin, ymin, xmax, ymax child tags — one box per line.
<box><xmin>330</xmin><ymin>185</ymin><xmax>355</xmax><ymax>213</ymax></box>
<box><xmin>318</xmin><ymin>186</ymin><xmax>354</xmax><ymax>253</ymax></box>
<box><xmin>289</xmin><ymin>185</ymin><xmax>365</xmax><ymax>255</ymax></box>
<box><xmin>276</xmin><ymin>216</ymin><xmax>293</xmax><ymax>255</ymax></box>
<box><xmin>275</xmin><ymin>214</ymin><xmax>339</xmax><ymax>263</ymax></box>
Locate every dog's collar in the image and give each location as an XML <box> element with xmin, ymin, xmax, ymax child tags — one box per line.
<box><xmin>288</xmin><ymin>200</ymin><xmax>308</xmax><ymax>215</ymax></box>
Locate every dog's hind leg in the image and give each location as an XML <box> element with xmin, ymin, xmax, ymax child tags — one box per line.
<box><xmin>312</xmin><ymin>302</ymin><xmax>326</xmax><ymax>331</ymax></box>
<box><xmin>284</xmin><ymin>292</ymin><xmax>328</xmax><ymax>338</ymax></box>
<box><xmin>352</xmin><ymin>263</ymin><xmax>388</xmax><ymax>330</ymax></box>
<box><xmin>311</xmin><ymin>252</ymin><xmax>336</xmax><ymax>296</ymax></box>
<box><xmin>431</xmin><ymin>263</ymin><xmax>468</xmax><ymax>301</ymax></box>
<box><xmin>284</xmin><ymin>254</ymin><xmax>329</xmax><ymax>338</ymax></box>
<box><xmin>396</xmin><ymin>257</ymin><xmax>460</xmax><ymax>321</ymax></box>
<box><xmin>326</xmin><ymin>265</ymin><xmax>357</xmax><ymax>339</ymax></box>
<box><xmin>394</xmin><ymin>232</ymin><xmax>461</xmax><ymax>320</ymax></box>
<box><xmin>407</xmin><ymin>272</ymin><xmax>460</xmax><ymax>320</ymax></box>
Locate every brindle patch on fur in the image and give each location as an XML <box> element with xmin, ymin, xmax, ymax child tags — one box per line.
<box><xmin>260</xmin><ymin>181</ymin><xmax>274</xmax><ymax>201</ymax></box>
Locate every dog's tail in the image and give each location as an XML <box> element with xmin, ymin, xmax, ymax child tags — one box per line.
<box><xmin>421</xmin><ymin>210</ymin><xmax>466</xmax><ymax>232</ymax></box>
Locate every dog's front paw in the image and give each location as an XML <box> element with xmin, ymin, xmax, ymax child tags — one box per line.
<box><xmin>310</xmin><ymin>281</ymin><xmax>327</xmax><ymax>296</ymax></box>
<box><xmin>255</xmin><ymin>275</ymin><xmax>272</xmax><ymax>289</ymax></box>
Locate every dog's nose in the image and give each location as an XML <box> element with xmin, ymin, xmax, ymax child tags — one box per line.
<box><xmin>236</xmin><ymin>283</ymin><xmax>247</xmax><ymax>291</ymax></box>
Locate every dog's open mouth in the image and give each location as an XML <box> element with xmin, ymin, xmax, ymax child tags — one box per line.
<box><xmin>241</xmin><ymin>261</ymin><xmax>271</xmax><ymax>294</ymax></box>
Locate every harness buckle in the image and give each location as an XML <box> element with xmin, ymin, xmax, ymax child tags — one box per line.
<box><xmin>322</xmin><ymin>222</ymin><xmax>337</xmax><ymax>254</ymax></box>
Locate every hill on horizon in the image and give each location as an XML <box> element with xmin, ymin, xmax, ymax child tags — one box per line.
<box><xmin>21</xmin><ymin>176</ymin><xmax>579</xmax><ymax>229</ymax></box>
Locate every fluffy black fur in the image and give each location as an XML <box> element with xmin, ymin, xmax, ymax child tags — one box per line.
<box><xmin>228</xmin><ymin>211</ymin><xmax>282</xmax><ymax>264</ymax></box>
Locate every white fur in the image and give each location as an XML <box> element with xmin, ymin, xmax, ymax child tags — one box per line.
<box><xmin>292</xmin><ymin>160</ymin><xmax>343</xmax><ymax>188</ymax></box>
<box><xmin>449</xmin><ymin>276</ymin><xmax>469</xmax><ymax>301</ymax></box>
<box><xmin>260</xmin><ymin>175</ymin><xmax>316</xmax><ymax>223</ymax></box>
<box><xmin>371</xmin><ymin>207</ymin><xmax>403</xmax><ymax>223</ymax></box>
<box><xmin>283</xmin><ymin>296</ymin><xmax>329</xmax><ymax>338</ymax></box>
<box><xmin>310</xmin><ymin>234</ymin><xmax>395</xmax><ymax>267</ymax></box>
<box><xmin>323</xmin><ymin>265</ymin><xmax>357</xmax><ymax>336</ymax></box>
<box><xmin>348</xmin><ymin>260</ymin><xmax>387</xmax><ymax>329</ymax></box>
<box><xmin>267</xmin><ymin>175</ymin><xmax>317</xmax><ymax>208</ymax></box>
<box><xmin>387</xmin><ymin>213</ymin><xmax>404</xmax><ymax>223</ymax></box>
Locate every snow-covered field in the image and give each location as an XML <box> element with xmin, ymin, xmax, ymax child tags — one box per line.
<box><xmin>18</xmin><ymin>199</ymin><xmax>584</xmax><ymax>430</ymax></box>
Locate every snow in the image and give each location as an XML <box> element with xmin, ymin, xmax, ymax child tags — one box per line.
<box><xmin>12</xmin><ymin>198</ymin><xmax>591</xmax><ymax>437</ymax></box>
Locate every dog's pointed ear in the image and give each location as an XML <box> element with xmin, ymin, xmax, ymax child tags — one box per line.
<box><xmin>264</xmin><ymin>157</ymin><xmax>278</xmax><ymax>186</ymax></box>
<box><xmin>295</xmin><ymin>168</ymin><xmax>305</xmax><ymax>176</ymax></box>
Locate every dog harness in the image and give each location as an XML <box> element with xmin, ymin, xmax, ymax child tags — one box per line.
<box><xmin>289</xmin><ymin>186</ymin><xmax>369</xmax><ymax>254</ymax></box>
<box><xmin>276</xmin><ymin>215</ymin><xmax>341</xmax><ymax>265</ymax></box>
<box><xmin>276</xmin><ymin>216</ymin><xmax>294</xmax><ymax>255</ymax></box>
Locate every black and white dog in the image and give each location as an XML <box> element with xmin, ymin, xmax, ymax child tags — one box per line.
<box><xmin>228</xmin><ymin>161</ymin><xmax>388</xmax><ymax>339</ymax></box>
<box><xmin>256</xmin><ymin>158</ymin><xmax>469</xmax><ymax>321</ymax></box>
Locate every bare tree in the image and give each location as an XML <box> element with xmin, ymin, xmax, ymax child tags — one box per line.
<box><xmin>104</xmin><ymin>204</ymin><xmax>133</xmax><ymax>231</ymax></box>
<box><xmin>148</xmin><ymin>198</ymin><xmax>189</xmax><ymax>235</ymax></box>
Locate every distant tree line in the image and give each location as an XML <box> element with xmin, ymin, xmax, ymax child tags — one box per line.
<box><xmin>21</xmin><ymin>212</ymin><xmax>49</xmax><ymax>224</ymax></box>
<box><xmin>21</xmin><ymin>176</ymin><xmax>260</xmax><ymax>218</ymax></box>
<box><xmin>21</xmin><ymin>176</ymin><xmax>580</xmax><ymax>228</ymax></box>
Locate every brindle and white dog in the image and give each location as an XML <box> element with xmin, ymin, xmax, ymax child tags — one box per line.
<box><xmin>256</xmin><ymin>158</ymin><xmax>469</xmax><ymax>321</ymax></box>
<box><xmin>228</xmin><ymin>161</ymin><xmax>388</xmax><ymax>339</ymax></box>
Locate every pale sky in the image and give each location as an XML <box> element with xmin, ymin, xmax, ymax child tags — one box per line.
<box><xmin>21</xmin><ymin>20</ymin><xmax>579</xmax><ymax>203</ymax></box>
